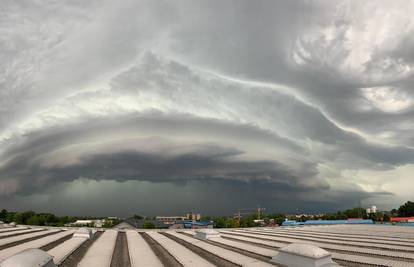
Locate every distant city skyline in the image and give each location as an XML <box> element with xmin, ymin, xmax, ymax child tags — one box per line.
<box><xmin>1</xmin><ymin>1</ymin><xmax>414</xmax><ymax>216</ymax></box>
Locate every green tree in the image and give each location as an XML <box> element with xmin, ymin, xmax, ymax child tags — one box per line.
<box><xmin>0</xmin><ymin>209</ymin><xmax>78</xmax><ymax>226</ymax></box>
<box><xmin>398</xmin><ymin>201</ymin><xmax>414</xmax><ymax>217</ymax></box>
<box><xmin>213</xmin><ymin>217</ymin><xmax>227</xmax><ymax>228</ymax></box>
<box><xmin>27</xmin><ymin>215</ymin><xmax>41</xmax><ymax>225</ymax></box>
<box><xmin>0</xmin><ymin>209</ymin><xmax>7</xmax><ymax>220</ymax></box>
<box><xmin>224</xmin><ymin>218</ymin><xmax>238</xmax><ymax>228</ymax></box>
<box><xmin>5</xmin><ymin>212</ymin><xmax>15</xmax><ymax>223</ymax></box>
<box><xmin>344</xmin><ymin>208</ymin><xmax>366</xmax><ymax>219</ymax></box>
<box><xmin>103</xmin><ymin>220</ymin><xmax>114</xmax><ymax>228</ymax></box>
<box><xmin>239</xmin><ymin>214</ymin><xmax>258</xmax><ymax>227</ymax></box>
<box><xmin>13</xmin><ymin>213</ymin><xmax>24</xmax><ymax>224</ymax></box>
<box><xmin>21</xmin><ymin>211</ymin><xmax>36</xmax><ymax>224</ymax></box>
<box><xmin>143</xmin><ymin>221</ymin><xmax>155</xmax><ymax>229</ymax></box>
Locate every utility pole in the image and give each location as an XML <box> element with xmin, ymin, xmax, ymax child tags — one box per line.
<box><xmin>257</xmin><ymin>206</ymin><xmax>266</xmax><ymax>220</ymax></box>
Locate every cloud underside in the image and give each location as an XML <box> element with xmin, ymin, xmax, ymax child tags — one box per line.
<box><xmin>1</xmin><ymin>0</ymin><xmax>414</xmax><ymax>214</ymax></box>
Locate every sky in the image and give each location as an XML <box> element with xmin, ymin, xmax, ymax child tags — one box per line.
<box><xmin>1</xmin><ymin>0</ymin><xmax>414</xmax><ymax>217</ymax></box>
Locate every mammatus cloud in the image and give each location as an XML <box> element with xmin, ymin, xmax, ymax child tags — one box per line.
<box><xmin>1</xmin><ymin>0</ymin><xmax>413</xmax><ymax>215</ymax></box>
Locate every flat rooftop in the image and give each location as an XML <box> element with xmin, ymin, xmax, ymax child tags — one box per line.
<box><xmin>1</xmin><ymin>224</ymin><xmax>414</xmax><ymax>266</ymax></box>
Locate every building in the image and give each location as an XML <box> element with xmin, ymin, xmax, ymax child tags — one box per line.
<box><xmin>366</xmin><ymin>205</ymin><xmax>377</xmax><ymax>214</ymax></box>
<box><xmin>68</xmin><ymin>219</ymin><xmax>104</xmax><ymax>228</ymax></box>
<box><xmin>1</xmin><ymin>224</ymin><xmax>414</xmax><ymax>266</ymax></box>
<box><xmin>253</xmin><ymin>219</ymin><xmax>266</xmax><ymax>226</ymax></box>
<box><xmin>282</xmin><ymin>219</ymin><xmax>374</xmax><ymax>226</ymax></box>
<box><xmin>390</xmin><ymin>217</ymin><xmax>414</xmax><ymax>223</ymax></box>
<box><xmin>169</xmin><ymin>220</ymin><xmax>213</xmax><ymax>229</ymax></box>
<box><xmin>155</xmin><ymin>216</ymin><xmax>187</xmax><ymax>225</ymax></box>
<box><xmin>156</xmin><ymin>214</ymin><xmax>202</xmax><ymax>225</ymax></box>
<box><xmin>186</xmin><ymin>213</ymin><xmax>201</xmax><ymax>221</ymax></box>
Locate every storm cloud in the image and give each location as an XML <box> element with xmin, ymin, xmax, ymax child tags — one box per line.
<box><xmin>1</xmin><ymin>0</ymin><xmax>413</xmax><ymax>216</ymax></box>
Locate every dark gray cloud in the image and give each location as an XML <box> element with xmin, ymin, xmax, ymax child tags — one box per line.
<box><xmin>1</xmin><ymin>0</ymin><xmax>413</xmax><ymax>214</ymax></box>
<box><xmin>2</xmin><ymin>149</ymin><xmax>311</xmax><ymax>196</ymax></box>
<box><xmin>0</xmin><ymin>113</ymin><xmax>319</xmax><ymax>196</ymax></box>
<box><xmin>0</xmin><ymin>178</ymin><xmax>386</xmax><ymax>217</ymax></box>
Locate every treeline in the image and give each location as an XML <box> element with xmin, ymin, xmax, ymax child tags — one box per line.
<box><xmin>2</xmin><ymin>201</ymin><xmax>413</xmax><ymax>228</ymax></box>
<box><xmin>291</xmin><ymin>207</ymin><xmax>390</xmax><ymax>222</ymax></box>
<box><xmin>392</xmin><ymin>201</ymin><xmax>414</xmax><ymax>217</ymax></box>
<box><xmin>202</xmin><ymin>201</ymin><xmax>414</xmax><ymax>228</ymax></box>
<box><xmin>205</xmin><ymin>208</ymin><xmax>385</xmax><ymax>229</ymax></box>
<box><xmin>0</xmin><ymin>209</ymin><xmax>105</xmax><ymax>227</ymax></box>
<box><xmin>292</xmin><ymin>201</ymin><xmax>414</xmax><ymax>223</ymax></box>
<box><xmin>201</xmin><ymin>213</ymin><xmax>286</xmax><ymax>228</ymax></box>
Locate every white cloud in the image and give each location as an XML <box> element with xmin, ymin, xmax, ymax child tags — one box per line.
<box><xmin>362</xmin><ymin>86</ymin><xmax>413</xmax><ymax>113</ymax></box>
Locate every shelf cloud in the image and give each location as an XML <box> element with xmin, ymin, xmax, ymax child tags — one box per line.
<box><xmin>1</xmin><ymin>0</ymin><xmax>414</xmax><ymax>215</ymax></box>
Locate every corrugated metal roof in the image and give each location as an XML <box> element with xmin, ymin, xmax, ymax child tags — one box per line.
<box><xmin>1</xmin><ymin>224</ymin><xmax>414</xmax><ymax>266</ymax></box>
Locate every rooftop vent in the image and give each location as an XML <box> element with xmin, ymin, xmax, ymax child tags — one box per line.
<box><xmin>194</xmin><ymin>229</ymin><xmax>221</xmax><ymax>240</ymax></box>
<box><xmin>0</xmin><ymin>248</ymin><xmax>56</xmax><ymax>267</ymax></box>
<box><xmin>73</xmin><ymin>227</ymin><xmax>94</xmax><ymax>239</ymax></box>
<box><xmin>271</xmin><ymin>243</ymin><xmax>338</xmax><ymax>267</ymax></box>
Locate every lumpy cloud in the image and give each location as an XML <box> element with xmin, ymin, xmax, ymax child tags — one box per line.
<box><xmin>1</xmin><ymin>0</ymin><xmax>414</xmax><ymax>215</ymax></box>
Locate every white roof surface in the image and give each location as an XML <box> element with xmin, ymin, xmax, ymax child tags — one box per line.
<box><xmin>48</xmin><ymin>235</ymin><xmax>87</xmax><ymax>265</ymax></box>
<box><xmin>0</xmin><ymin>248</ymin><xmax>54</xmax><ymax>267</ymax></box>
<box><xmin>169</xmin><ymin>230</ymin><xmax>274</xmax><ymax>266</ymax></box>
<box><xmin>0</xmin><ymin>228</ymin><xmax>43</xmax><ymax>237</ymax></box>
<box><xmin>0</xmin><ymin>224</ymin><xmax>413</xmax><ymax>266</ymax></box>
<box><xmin>147</xmin><ymin>231</ymin><xmax>214</xmax><ymax>267</ymax></box>
<box><xmin>126</xmin><ymin>230</ymin><xmax>163</xmax><ymax>267</ymax></box>
<box><xmin>0</xmin><ymin>230</ymin><xmax>74</xmax><ymax>261</ymax></box>
<box><xmin>77</xmin><ymin>229</ymin><xmax>117</xmax><ymax>267</ymax></box>
<box><xmin>0</xmin><ymin>227</ymin><xmax>27</xmax><ymax>233</ymax></box>
<box><xmin>0</xmin><ymin>229</ymin><xmax>60</xmax><ymax>247</ymax></box>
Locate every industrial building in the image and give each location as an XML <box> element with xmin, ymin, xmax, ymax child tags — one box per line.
<box><xmin>391</xmin><ymin>217</ymin><xmax>414</xmax><ymax>223</ymax></box>
<box><xmin>1</xmin><ymin>223</ymin><xmax>414</xmax><ymax>266</ymax></box>
<box><xmin>66</xmin><ymin>219</ymin><xmax>104</xmax><ymax>228</ymax></box>
<box><xmin>155</xmin><ymin>213</ymin><xmax>203</xmax><ymax>226</ymax></box>
<box><xmin>155</xmin><ymin>216</ymin><xmax>187</xmax><ymax>225</ymax></box>
<box><xmin>169</xmin><ymin>220</ymin><xmax>213</xmax><ymax>229</ymax></box>
<box><xmin>282</xmin><ymin>219</ymin><xmax>374</xmax><ymax>226</ymax></box>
